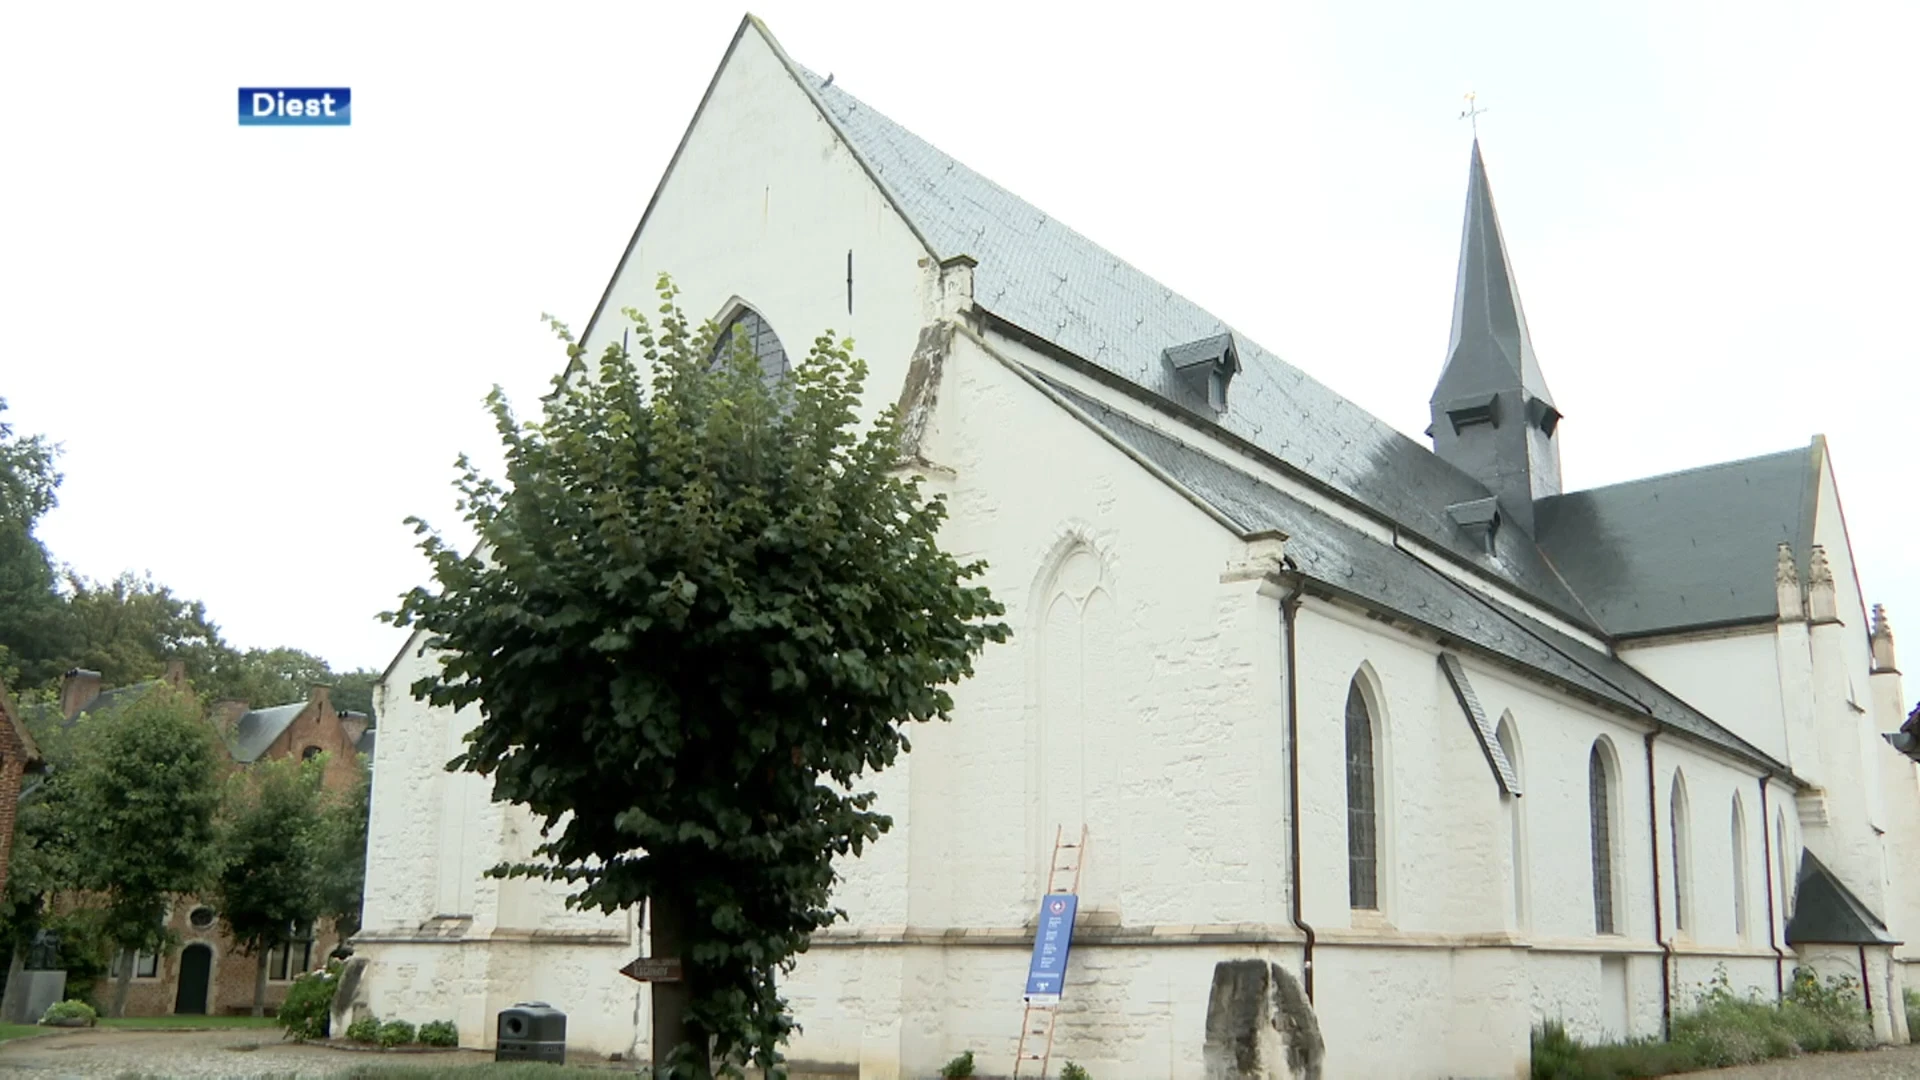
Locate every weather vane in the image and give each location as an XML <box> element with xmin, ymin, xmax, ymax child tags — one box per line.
<box><xmin>1460</xmin><ymin>91</ymin><xmax>1489</xmax><ymax>136</ymax></box>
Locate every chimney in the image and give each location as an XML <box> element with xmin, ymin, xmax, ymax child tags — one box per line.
<box><xmin>60</xmin><ymin>669</ymin><xmax>103</xmax><ymax>720</ymax></box>
<box><xmin>307</xmin><ymin>684</ymin><xmax>332</xmax><ymax>715</ymax></box>
<box><xmin>1872</xmin><ymin>604</ymin><xmax>1898</xmax><ymax>673</ymax></box>
<box><xmin>1808</xmin><ymin>545</ymin><xmax>1838</xmax><ymax>623</ymax></box>
<box><xmin>162</xmin><ymin>660</ymin><xmax>187</xmax><ymax>689</ymax></box>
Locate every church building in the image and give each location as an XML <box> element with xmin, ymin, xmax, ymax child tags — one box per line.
<box><xmin>357</xmin><ymin>16</ymin><xmax>1920</xmax><ymax>1078</ymax></box>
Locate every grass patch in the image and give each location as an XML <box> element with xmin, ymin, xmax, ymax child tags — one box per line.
<box><xmin>100</xmin><ymin>1015</ymin><xmax>283</xmax><ymax>1030</ymax></box>
<box><xmin>0</xmin><ymin>1022</ymin><xmax>50</xmax><ymax>1042</ymax></box>
<box><xmin>1534</xmin><ymin>966</ymin><xmax>1876</xmax><ymax>1079</ymax></box>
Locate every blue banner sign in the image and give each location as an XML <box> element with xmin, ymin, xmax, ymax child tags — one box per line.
<box><xmin>1022</xmin><ymin>893</ymin><xmax>1079</xmax><ymax>1005</ymax></box>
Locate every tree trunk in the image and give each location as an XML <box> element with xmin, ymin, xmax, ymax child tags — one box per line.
<box><xmin>253</xmin><ymin>949</ymin><xmax>269</xmax><ymax>1017</ymax></box>
<box><xmin>111</xmin><ymin>951</ymin><xmax>133</xmax><ymax>1018</ymax></box>
<box><xmin>3</xmin><ymin>943</ymin><xmax>25</xmax><ymax>1022</ymax></box>
<box><xmin>648</xmin><ymin>891</ymin><xmax>704</xmax><ymax>1079</ymax></box>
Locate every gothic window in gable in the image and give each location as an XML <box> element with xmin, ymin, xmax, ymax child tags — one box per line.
<box><xmin>709</xmin><ymin>305</ymin><xmax>790</xmax><ymax>382</ymax></box>
<box><xmin>1036</xmin><ymin>544</ymin><xmax>1118</xmax><ymax>901</ymax></box>
<box><xmin>1345</xmin><ymin>679</ymin><xmax>1379</xmax><ymax>911</ymax></box>
<box><xmin>1590</xmin><ymin>741</ymin><xmax>1619</xmax><ymax>935</ymax></box>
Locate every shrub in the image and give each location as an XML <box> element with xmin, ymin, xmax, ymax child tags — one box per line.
<box><xmin>1906</xmin><ymin>987</ymin><xmax>1920</xmax><ymax>1044</ymax></box>
<box><xmin>346</xmin><ymin>1015</ymin><xmax>381</xmax><ymax>1043</ymax></box>
<box><xmin>938</xmin><ymin>1050</ymin><xmax>975</xmax><ymax>1079</ymax></box>
<box><xmin>417</xmin><ymin>1020</ymin><xmax>458</xmax><ymax>1047</ymax></box>
<box><xmin>276</xmin><ymin>961</ymin><xmax>343</xmax><ymax>1040</ymax></box>
<box><xmin>377</xmin><ymin>1019</ymin><xmax>417</xmax><ymax>1048</ymax></box>
<box><xmin>1059</xmin><ymin>1063</ymin><xmax>1091</xmax><ymax>1080</ymax></box>
<box><xmin>40</xmin><ymin>999</ymin><xmax>97</xmax><ymax>1026</ymax></box>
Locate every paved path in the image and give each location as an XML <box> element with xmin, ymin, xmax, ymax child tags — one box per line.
<box><xmin>0</xmin><ymin>1027</ymin><xmax>502</xmax><ymax>1078</ymax></box>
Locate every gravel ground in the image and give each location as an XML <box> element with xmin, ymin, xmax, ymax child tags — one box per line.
<box><xmin>1684</xmin><ymin>1043</ymin><xmax>1920</xmax><ymax>1079</ymax></box>
<box><xmin>0</xmin><ymin>1028</ymin><xmax>507</xmax><ymax>1078</ymax></box>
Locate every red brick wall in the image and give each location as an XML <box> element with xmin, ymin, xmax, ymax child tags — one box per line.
<box><xmin>109</xmin><ymin>688</ymin><xmax>367</xmax><ymax>1016</ymax></box>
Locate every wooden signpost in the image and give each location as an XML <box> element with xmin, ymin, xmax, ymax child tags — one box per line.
<box><xmin>618</xmin><ymin>956</ymin><xmax>683</xmax><ymax>983</ymax></box>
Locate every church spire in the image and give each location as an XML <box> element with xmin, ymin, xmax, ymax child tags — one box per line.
<box><xmin>1428</xmin><ymin>140</ymin><xmax>1562</xmax><ymax>535</ymax></box>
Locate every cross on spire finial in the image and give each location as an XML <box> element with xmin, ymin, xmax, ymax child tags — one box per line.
<box><xmin>1460</xmin><ymin>91</ymin><xmax>1488</xmax><ymax>137</ymax></box>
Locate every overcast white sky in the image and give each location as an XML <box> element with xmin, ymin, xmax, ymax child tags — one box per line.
<box><xmin>2</xmin><ymin>2</ymin><xmax>1914</xmax><ymax>676</ymax></box>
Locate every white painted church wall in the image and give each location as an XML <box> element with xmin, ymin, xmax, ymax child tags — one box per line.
<box><xmin>1618</xmin><ymin>630</ymin><xmax>1792</xmax><ymax>766</ymax></box>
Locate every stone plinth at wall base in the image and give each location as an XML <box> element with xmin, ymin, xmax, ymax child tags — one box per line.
<box><xmin>1202</xmin><ymin>959</ymin><xmax>1325</xmax><ymax>1080</ymax></box>
<box><xmin>0</xmin><ymin>970</ymin><xmax>66</xmax><ymax>1025</ymax></box>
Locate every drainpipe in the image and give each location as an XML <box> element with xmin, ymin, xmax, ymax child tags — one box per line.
<box><xmin>1858</xmin><ymin>945</ymin><xmax>1874</xmax><ymax>1025</ymax></box>
<box><xmin>1644</xmin><ymin>731</ymin><xmax>1672</xmax><ymax>1040</ymax></box>
<box><xmin>1280</xmin><ymin>585</ymin><xmax>1316</xmax><ymax>1002</ymax></box>
<box><xmin>1759</xmin><ymin>779</ymin><xmax>1785</xmax><ymax>1002</ymax></box>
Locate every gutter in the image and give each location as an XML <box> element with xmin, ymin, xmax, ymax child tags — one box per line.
<box><xmin>1280</xmin><ymin>583</ymin><xmax>1317</xmax><ymax>1001</ymax></box>
<box><xmin>1759</xmin><ymin>781</ymin><xmax>1786</xmax><ymax>1001</ymax></box>
<box><xmin>1645</xmin><ymin>731</ymin><xmax>1673</xmax><ymax>1040</ymax></box>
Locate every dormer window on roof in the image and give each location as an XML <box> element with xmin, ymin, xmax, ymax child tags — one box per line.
<box><xmin>1163</xmin><ymin>333</ymin><xmax>1241</xmax><ymax>414</ymax></box>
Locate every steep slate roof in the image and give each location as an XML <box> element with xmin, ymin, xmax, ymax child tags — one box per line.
<box><xmin>794</xmin><ymin>61</ymin><xmax>1599</xmax><ymax>633</ymax></box>
<box><xmin>231</xmin><ymin>703</ymin><xmax>306</xmax><ymax>764</ymax></box>
<box><xmin>1037</xmin><ymin>375</ymin><xmax>1789</xmax><ymax>775</ymax></box>
<box><xmin>1785</xmin><ymin>849</ymin><xmax>1898</xmax><ymax>946</ymax></box>
<box><xmin>781</xmin><ymin>41</ymin><xmax>1816</xmax><ymax>645</ymax></box>
<box><xmin>1535</xmin><ymin>446</ymin><xmax>1818</xmax><ymax>638</ymax></box>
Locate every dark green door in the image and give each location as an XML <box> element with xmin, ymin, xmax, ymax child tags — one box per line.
<box><xmin>174</xmin><ymin>944</ymin><xmax>211</xmax><ymax>1014</ymax></box>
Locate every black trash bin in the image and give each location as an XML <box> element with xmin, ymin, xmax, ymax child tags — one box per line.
<box><xmin>496</xmin><ymin>1001</ymin><xmax>567</xmax><ymax>1063</ymax></box>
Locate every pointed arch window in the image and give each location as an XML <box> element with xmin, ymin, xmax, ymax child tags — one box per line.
<box><xmin>1590</xmin><ymin>743</ymin><xmax>1618</xmax><ymax>935</ymax></box>
<box><xmin>1670</xmin><ymin>772</ymin><xmax>1693</xmax><ymax>934</ymax></box>
<box><xmin>1345</xmin><ymin>680</ymin><xmax>1379</xmax><ymax>911</ymax></box>
<box><xmin>1495</xmin><ymin>715</ymin><xmax>1527</xmax><ymax>929</ymax></box>
<box><xmin>1732</xmin><ymin>796</ymin><xmax>1750</xmax><ymax>940</ymax></box>
<box><xmin>709</xmin><ymin>305</ymin><xmax>789</xmax><ymax>381</ymax></box>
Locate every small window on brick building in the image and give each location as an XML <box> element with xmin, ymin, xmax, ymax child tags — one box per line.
<box><xmin>189</xmin><ymin>906</ymin><xmax>215</xmax><ymax>931</ymax></box>
<box><xmin>269</xmin><ymin>922</ymin><xmax>315</xmax><ymax>981</ymax></box>
<box><xmin>113</xmin><ymin>949</ymin><xmax>159</xmax><ymax>979</ymax></box>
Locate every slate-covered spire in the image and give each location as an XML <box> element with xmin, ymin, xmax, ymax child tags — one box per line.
<box><xmin>1429</xmin><ymin>140</ymin><xmax>1562</xmax><ymax>536</ymax></box>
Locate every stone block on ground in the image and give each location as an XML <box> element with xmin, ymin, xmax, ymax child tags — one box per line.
<box><xmin>1202</xmin><ymin>959</ymin><xmax>1324</xmax><ymax>1080</ymax></box>
<box><xmin>328</xmin><ymin>956</ymin><xmax>371</xmax><ymax>1036</ymax></box>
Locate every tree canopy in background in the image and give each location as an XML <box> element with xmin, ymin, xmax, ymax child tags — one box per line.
<box><xmin>215</xmin><ymin>754</ymin><xmax>330</xmax><ymax>1016</ymax></box>
<box><xmin>0</xmin><ymin>399</ymin><xmax>380</xmax><ymax>710</ymax></box>
<box><xmin>390</xmin><ymin>278</ymin><xmax>1008</xmax><ymax>1077</ymax></box>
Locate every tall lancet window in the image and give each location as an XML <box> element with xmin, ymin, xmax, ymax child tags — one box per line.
<box><xmin>1590</xmin><ymin>743</ymin><xmax>1618</xmax><ymax>935</ymax></box>
<box><xmin>1496</xmin><ymin>715</ymin><xmax>1527</xmax><ymax>929</ymax></box>
<box><xmin>1670</xmin><ymin>772</ymin><xmax>1692</xmax><ymax>934</ymax></box>
<box><xmin>1732</xmin><ymin>796</ymin><xmax>1750</xmax><ymax>941</ymax></box>
<box><xmin>709</xmin><ymin>305</ymin><xmax>789</xmax><ymax>381</ymax></box>
<box><xmin>1345</xmin><ymin>680</ymin><xmax>1379</xmax><ymax>911</ymax></box>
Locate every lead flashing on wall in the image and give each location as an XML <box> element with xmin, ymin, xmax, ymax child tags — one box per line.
<box><xmin>1438</xmin><ymin>652</ymin><xmax>1521</xmax><ymax>796</ymax></box>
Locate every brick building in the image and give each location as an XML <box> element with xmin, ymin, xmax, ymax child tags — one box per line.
<box><xmin>48</xmin><ymin>671</ymin><xmax>370</xmax><ymax>1016</ymax></box>
<box><xmin>0</xmin><ymin>677</ymin><xmax>44</xmax><ymax>901</ymax></box>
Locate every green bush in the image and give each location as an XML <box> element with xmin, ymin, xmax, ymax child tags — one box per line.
<box><xmin>1534</xmin><ymin>967</ymin><xmax>1877</xmax><ymax>1079</ymax></box>
<box><xmin>938</xmin><ymin>1050</ymin><xmax>975</xmax><ymax>1079</ymax></box>
<box><xmin>346</xmin><ymin>1015</ymin><xmax>381</xmax><ymax>1043</ymax></box>
<box><xmin>417</xmin><ymin>1019</ymin><xmax>458</xmax><ymax>1047</ymax></box>
<box><xmin>1906</xmin><ymin>988</ymin><xmax>1920</xmax><ymax>1044</ymax></box>
<box><xmin>276</xmin><ymin>960</ymin><xmax>342</xmax><ymax>1041</ymax></box>
<box><xmin>1059</xmin><ymin>1063</ymin><xmax>1091</xmax><ymax>1080</ymax></box>
<box><xmin>377</xmin><ymin>1019</ymin><xmax>417</xmax><ymax>1048</ymax></box>
<box><xmin>40</xmin><ymin>999</ymin><xmax>97</xmax><ymax>1025</ymax></box>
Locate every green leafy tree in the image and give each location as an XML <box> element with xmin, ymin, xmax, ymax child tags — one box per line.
<box><xmin>210</xmin><ymin>646</ymin><xmax>334</xmax><ymax>708</ymax></box>
<box><xmin>215</xmin><ymin>754</ymin><xmax>328</xmax><ymax>1015</ymax></box>
<box><xmin>316</xmin><ymin>753</ymin><xmax>370</xmax><ymax>939</ymax></box>
<box><xmin>327</xmin><ymin>669</ymin><xmax>379</xmax><ymax>718</ymax></box>
<box><xmin>55</xmin><ymin>572</ymin><xmax>228</xmax><ymax>691</ymax></box>
<box><xmin>388</xmin><ymin>279</ymin><xmax>1008</xmax><ymax>1077</ymax></box>
<box><xmin>0</xmin><ymin>399</ymin><xmax>69</xmax><ymax>689</ymax></box>
<box><xmin>63</xmin><ymin>683</ymin><xmax>224</xmax><ymax>1016</ymax></box>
